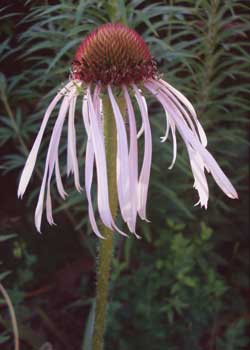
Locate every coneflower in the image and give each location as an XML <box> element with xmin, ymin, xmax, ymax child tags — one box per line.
<box><xmin>18</xmin><ymin>23</ymin><xmax>238</xmax><ymax>237</ymax></box>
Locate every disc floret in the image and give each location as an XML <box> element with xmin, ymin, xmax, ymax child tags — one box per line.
<box><xmin>71</xmin><ymin>23</ymin><xmax>157</xmax><ymax>86</ymax></box>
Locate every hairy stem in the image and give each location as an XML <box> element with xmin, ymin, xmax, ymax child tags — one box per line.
<box><xmin>92</xmin><ymin>94</ymin><xmax>125</xmax><ymax>350</ymax></box>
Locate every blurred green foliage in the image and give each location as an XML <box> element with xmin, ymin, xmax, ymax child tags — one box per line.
<box><xmin>0</xmin><ymin>0</ymin><xmax>249</xmax><ymax>349</ymax></box>
<box><xmin>107</xmin><ymin>221</ymin><xmax>249</xmax><ymax>350</ymax></box>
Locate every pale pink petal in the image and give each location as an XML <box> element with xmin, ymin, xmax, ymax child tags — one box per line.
<box><xmin>82</xmin><ymin>96</ymin><xmax>90</xmax><ymax>135</ymax></box>
<box><xmin>133</xmin><ymin>84</ymin><xmax>152</xmax><ymax>222</ymax></box>
<box><xmin>85</xmin><ymin>138</ymin><xmax>105</xmax><ymax>239</ymax></box>
<box><xmin>145</xmin><ymin>80</ymin><xmax>177</xmax><ymax>170</ymax></box>
<box><xmin>145</xmin><ymin>81</ymin><xmax>238</xmax><ymax>202</ymax></box>
<box><xmin>197</xmin><ymin>148</ymin><xmax>238</xmax><ymax>199</ymax></box>
<box><xmin>82</xmin><ymin>95</ymin><xmax>104</xmax><ymax>237</ymax></box>
<box><xmin>161</xmin><ymin>91</ymin><xmax>237</xmax><ymax>199</ymax></box>
<box><xmin>186</xmin><ymin>146</ymin><xmax>209</xmax><ymax>208</ymax></box>
<box><xmin>87</xmin><ymin>87</ymin><xmax>113</xmax><ymax>229</ymax></box>
<box><xmin>81</xmin><ymin>95</ymin><xmax>104</xmax><ymax>237</ymax></box>
<box><xmin>137</xmin><ymin>124</ymin><xmax>144</xmax><ymax>139</ymax></box>
<box><xmin>46</xmin><ymin>188</ymin><xmax>55</xmax><ymax>225</ymax></box>
<box><xmin>156</xmin><ymin>78</ymin><xmax>207</xmax><ymax>147</ymax></box>
<box><xmin>123</xmin><ymin>86</ymin><xmax>140</xmax><ymax>237</ymax></box>
<box><xmin>107</xmin><ymin>85</ymin><xmax>133</xmax><ymax>229</ymax></box>
<box><xmin>35</xmin><ymin>94</ymin><xmax>72</xmax><ymax>232</ymax></box>
<box><xmin>55</xmin><ymin>155</ymin><xmax>67</xmax><ymax>199</ymax></box>
<box><xmin>153</xmin><ymin>79</ymin><xmax>200</xmax><ymax>143</ymax></box>
<box><xmin>160</xmin><ymin>109</ymin><xmax>170</xmax><ymax>143</ymax></box>
<box><xmin>146</xmin><ymin>81</ymin><xmax>208</xmax><ymax>201</ymax></box>
<box><xmin>67</xmin><ymin>95</ymin><xmax>82</xmax><ymax>192</ymax></box>
<box><xmin>168</xmin><ymin>118</ymin><xmax>177</xmax><ymax>170</ymax></box>
<box><xmin>66</xmin><ymin>113</ymin><xmax>74</xmax><ymax>176</ymax></box>
<box><xmin>86</xmin><ymin>89</ymin><xmax>127</xmax><ymax>237</ymax></box>
<box><xmin>95</xmin><ymin>91</ymin><xmax>127</xmax><ymax>237</ymax></box>
<box><xmin>45</xmin><ymin>92</ymin><xmax>77</xmax><ymax>226</ymax></box>
<box><xmin>18</xmin><ymin>81</ymin><xmax>73</xmax><ymax>198</ymax></box>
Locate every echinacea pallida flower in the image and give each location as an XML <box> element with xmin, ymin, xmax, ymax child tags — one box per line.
<box><xmin>18</xmin><ymin>23</ymin><xmax>238</xmax><ymax>237</ymax></box>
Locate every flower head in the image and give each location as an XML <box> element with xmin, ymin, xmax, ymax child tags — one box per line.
<box><xmin>71</xmin><ymin>23</ymin><xmax>156</xmax><ymax>85</ymax></box>
<box><xmin>18</xmin><ymin>23</ymin><xmax>238</xmax><ymax>237</ymax></box>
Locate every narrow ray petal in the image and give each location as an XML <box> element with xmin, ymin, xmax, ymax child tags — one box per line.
<box><xmin>156</xmin><ymin>78</ymin><xmax>207</xmax><ymax>147</ymax></box>
<box><xmin>145</xmin><ymin>81</ymin><xmax>238</xmax><ymax>201</ymax></box>
<box><xmin>18</xmin><ymin>81</ymin><xmax>73</xmax><ymax>198</ymax></box>
<box><xmin>168</xmin><ymin>119</ymin><xmax>177</xmax><ymax>170</ymax></box>
<box><xmin>186</xmin><ymin>145</ymin><xmax>209</xmax><ymax>208</ymax></box>
<box><xmin>82</xmin><ymin>96</ymin><xmax>90</xmax><ymax>134</ymax></box>
<box><xmin>66</xmin><ymin>110</ymin><xmax>74</xmax><ymax>176</ymax></box>
<box><xmin>85</xmin><ymin>139</ymin><xmax>105</xmax><ymax>239</ymax></box>
<box><xmin>123</xmin><ymin>86</ymin><xmax>140</xmax><ymax>236</ymax></box>
<box><xmin>160</xmin><ymin>109</ymin><xmax>170</xmax><ymax>143</ymax></box>
<box><xmin>35</xmin><ymin>94</ymin><xmax>71</xmax><ymax>232</ymax></box>
<box><xmin>45</xmin><ymin>92</ymin><xmax>77</xmax><ymax>226</ymax></box>
<box><xmin>55</xmin><ymin>155</ymin><xmax>67</xmax><ymax>199</ymax></box>
<box><xmin>133</xmin><ymin>84</ymin><xmax>152</xmax><ymax>221</ymax></box>
<box><xmin>87</xmin><ymin>87</ymin><xmax>113</xmax><ymax>229</ymax></box>
<box><xmin>137</xmin><ymin>124</ymin><xmax>144</xmax><ymax>139</ymax></box>
<box><xmin>108</xmin><ymin>85</ymin><xmax>132</xmax><ymax>228</ymax></box>
<box><xmin>153</xmin><ymin>79</ymin><xmax>200</xmax><ymax>142</ymax></box>
<box><xmin>67</xmin><ymin>94</ymin><xmax>82</xmax><ymax>191</ymax></box>
<box><xmin>87</xmin><ymin>89</ymin><xmax>128</xmax><ymax>237</ymax></box>
<box><xmin>46</xmin><ymin>188</ymin><xmax>55</xmax><ymax>225</ymax></box>
<box><xmin>81</xmin><ymin>96</ymin><xmax>104</xmax><ymax>238</ymax></box>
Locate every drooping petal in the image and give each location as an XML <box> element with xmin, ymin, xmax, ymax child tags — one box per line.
<box><xmin>107</xmin><ymin>85</ymin><xmax>133</xmax><ymax>229</ymax></box>
<box><xmin>66</xmin><ymin>111</ymin><xmax>74</xmax><ymax>176</ymax></box>
<box><xmin>85</xmin><ymin>89</ymin><xmax>127</xmax><ymax>237</ymax></box>
<box><xmin>82</xmin><ymin>97</ymin><xmax>104</xmax><ymax>238</ymax></box>
<box><xmin>95</xmin><ymin>89</ymin><xmax>128</xmax><ymax>237</ymax></box>
<box><xmin>163</xmin><ymin>91</ymin><xmax>237</xmax><ymax>199</ymax></box>
<box><xmin>186</xmin><ymin>145</ymin><xmax>209</xmax><ymax>208</ymax></box>
<box><xmin>156</xmin><ymin>78</ymin><xmax>207</xmax><ymax>147</ymax></box>
<box><xmin>87</xmin><ymin>87</ymin><xmax>113</xmax><ymax>229</ymax></box>
<box><xmin>46</xmin><ymin>186</ymin><xmax>55</xmax><ymax>226</ymax></box>
<box><xmin>168</xmin><ymin>118</ymin><xmax>177</xmax><ymax>170</ymax></box>
<box><xmin>18</xmin><ymin>81</ymin><xmax>73</xmax><ymax>198</ymax></box>
<box><xmin>67</xmin><ymin>95</ymin><xmax>82</xmax><ymax>192</ymax></box>
<box><xmin>137</xmin><ymin>123</ymin><xmax>144</xmax><ymax>139</ymax></box>
<box><xmin>145</xmin><ymin>81</ymin><xmax>238</xmax><ymax>202</ymax></box>
<box><xmin>133</xmin><ymin>84</ymin><xmax>152</xmax><ymax>221</ymax></box>
<box><xmin>85</xmin><ymin>139</ymin><xmax>105</xmax><ymax>239</ymax></box>
<box><xmin>82</xmin><ymin>96</ymin><xmax>90</xmax><ymax>134</ymax></box>
<box><xmin>47</xmin><ymin>94</ymin><xmax>80</xmax><ymax>224</ymax></box>
<box><xmin>196</xmin><ymin>147</ymin><xmax>238</xmax><ymax>199</ymax></box>
<box><xmin>153</xmin><ymin>79</ymin><xmax>200</xmax><ymax>143</ymax></box>
<box><xmin>160</xmin><ymin>108</ymin><xmax>170</xmax><ymax>143</ymax></box>
<box><xmin>123</xmin><ymin>86</ymin><xmax>140</xmax><ymax>237</ymax></box>
<box><xmin>55</xmin><ymin>155</ymin><xmax>67</xmax><ymax>199</ymax></box>
<box><xmin>35</xmin><ymin>93</ymin><xmax>72</xmax><ymax>232</ymax></box>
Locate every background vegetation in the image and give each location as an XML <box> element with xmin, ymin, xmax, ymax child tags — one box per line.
<box><xmin>0</xmin><ymin>0</ymin><xmax>249</xmax><ymax>349</ymax></box>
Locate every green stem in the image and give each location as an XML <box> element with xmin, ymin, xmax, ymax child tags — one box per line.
<box><xmin>92</xmin><ymin>94</ymin><xmax>125</xmax><ymax>350</ymax></box>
